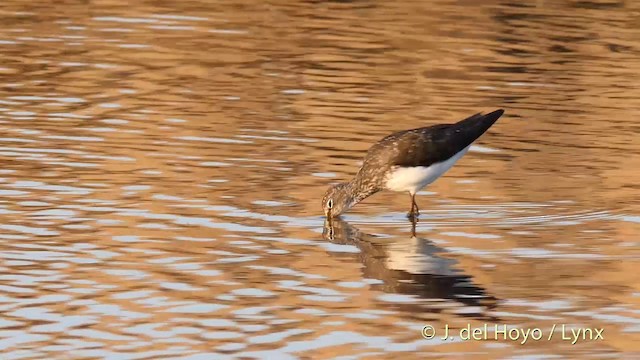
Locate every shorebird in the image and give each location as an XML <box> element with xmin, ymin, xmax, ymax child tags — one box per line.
<box><xmin>322</xmin><ymin>109</ymin><xmax>504</xmax><ymax>218</ymax></box>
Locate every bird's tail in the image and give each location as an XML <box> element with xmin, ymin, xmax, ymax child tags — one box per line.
<box><xmin>452</xmin><ymin>108</ymin><xmax>504</xmax><ymax>142</ymax></box>
<box><xmin>456</xmin><ymin>109</ymin><xmax>504</xmax><ymax>129</ymax></box>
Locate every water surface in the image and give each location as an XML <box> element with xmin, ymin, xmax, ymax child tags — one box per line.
<box><xmin>0</xmin><ymin>0</ymin><xmax>639</xmax><ymax>359</ymax></box>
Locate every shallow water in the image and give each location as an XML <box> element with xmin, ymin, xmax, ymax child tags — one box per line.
<box><xmin>0</xmin><ymin>0</ymin><xmax>639</xmax><ymax>359</ymax></box>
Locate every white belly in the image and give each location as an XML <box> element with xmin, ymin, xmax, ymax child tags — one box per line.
<box><xmin>384</xmin><ymin>146</ymin><xmax>470</xmax><ymax>194</ymax></box>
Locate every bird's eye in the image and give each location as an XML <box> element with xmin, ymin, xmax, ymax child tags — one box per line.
<box><xmin>327</xmin><ymin>199</ymin><xmax>333</xmax><ymax>209</ymax></box>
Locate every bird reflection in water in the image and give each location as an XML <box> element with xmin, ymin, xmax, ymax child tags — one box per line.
<box><xmin>323</xmin><ymin>217</ymin><xmax>498</xmax><ymax>320</ymax></box>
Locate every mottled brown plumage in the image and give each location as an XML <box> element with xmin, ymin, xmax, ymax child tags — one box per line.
<box><xmin>322</xmin><ymin>109</ymin><xmax>504</xmax><ymax>218</ymax></box>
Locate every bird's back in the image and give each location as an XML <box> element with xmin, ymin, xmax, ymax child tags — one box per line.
<box><xmin>361</xmin><ymin>109</ymin><xmax>504</xmax><ymax>173</ymax></box>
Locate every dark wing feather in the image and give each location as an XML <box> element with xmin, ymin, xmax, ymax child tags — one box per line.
<box><xmin>391</xmin><ymin>109</ymin><xmax>504</xmax><ymax>168</ymax></box>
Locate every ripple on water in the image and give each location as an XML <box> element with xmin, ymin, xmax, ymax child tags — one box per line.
<box><xmin>174</xmin><ymin>136</ymin><xmax>251</xmax><ymax>144</ymax></box>
<box><xmin>165</xmin><ymin>303</ymin><xmax>228</xmax><ymax>314</ymax></box>
<box><xmin>0</xmin><ymin>1</ymin><xmax>638</xmax><ymax>358</ymax></box>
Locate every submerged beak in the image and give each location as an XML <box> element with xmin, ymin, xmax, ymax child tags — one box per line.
<box><xmin>322</xmin><ymin>217</ymin><xmax>335</xmax><ymax>241</ymax></box>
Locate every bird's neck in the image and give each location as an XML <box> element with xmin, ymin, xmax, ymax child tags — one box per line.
<box><xmin>345</xmin><ymin>173</ymin><xmax>379</xmax><ymax>205</ymax></box>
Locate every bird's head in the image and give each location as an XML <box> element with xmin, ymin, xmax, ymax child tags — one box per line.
<box><xmin>322</xmin><ymin>183</ymin><xmax>354</xmax><ymax>218</ymax></box>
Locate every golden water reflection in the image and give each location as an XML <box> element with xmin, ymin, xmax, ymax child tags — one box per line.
<box><xmin>0</xmin><ymin>0</ymin><xmax>639</xmax><ymax>358</ymax></box>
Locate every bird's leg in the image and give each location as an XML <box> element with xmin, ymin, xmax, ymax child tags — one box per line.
<box><xmin>412</xmin><ymin>194</ymin><xmax>420</xmax><ymax>216</ymax></box>
<box><xmin>410</xmin><ymin>215</ymin><xmax>417</xmax><ymax>237</ymax></box>
<box><xmin>407</xmin><ymin>192</ymin><xmax>414</xmax><ymax>218</ymax></box>
<box><xmin>407</xmin><ymin>192</ymin><xmax>419</xmax><ymax>219</ymax></box>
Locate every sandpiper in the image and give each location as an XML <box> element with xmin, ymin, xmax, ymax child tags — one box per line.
<box><xmin>322</xmin><ymin>109</ymin><xmax>504</xmax><ymax>218</ymax></box>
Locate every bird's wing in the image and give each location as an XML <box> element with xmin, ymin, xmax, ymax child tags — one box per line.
<box><xmin>389</xmin><ymin>109</ymin><xmax>504</xmax><ymax>168</ymax></box>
